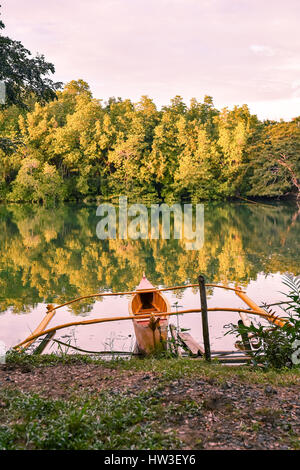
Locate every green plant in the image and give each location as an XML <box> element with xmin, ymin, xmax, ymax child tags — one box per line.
<box><xmin>225</xmin><ymin>275</ymin><xmax>300</xmax><ymax>369</ymax></box>
<box><xmin>0</xmin><ymin>387</ymin><xmax>181</xmax><ymax>450</ymax></box>
<box><xmin>167</xmin><ymin>325</ymin><xmax>191</xmax><ymax>358</ymax></box>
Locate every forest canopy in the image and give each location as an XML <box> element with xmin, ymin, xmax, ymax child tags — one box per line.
<box><xmin>0</xmin><ymin>79</ymin><xmax>299</xmax><ymax>203</ymax></box>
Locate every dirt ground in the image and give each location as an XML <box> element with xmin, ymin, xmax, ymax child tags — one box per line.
<box><xmin>1</xmin><ymin>362</ymin><xmax>300</xmax><ymax>450</ymax></box>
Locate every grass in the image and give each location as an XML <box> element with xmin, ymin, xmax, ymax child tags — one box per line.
<box><xmin>5</xmin><ymin>350</ymin><xmax>300</xmax><ymax>386</ymax></box>
<box><xmin>113</xmin><ymin>356</ymin><xmax>300</xmax><ymax>386</ymax></box>
<box><xmin>0</xmin><ymin>387</ymin><xmax>181</xmax><ymax>450</ymax></box>
<box><xmin>1</xmin><ymin>352</ymin><xmax>299</xmax><ymax>450</ymax></box>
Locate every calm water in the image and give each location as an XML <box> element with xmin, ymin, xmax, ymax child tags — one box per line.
<box><xmin>0</xmin><ymin>200</ymin><xmax>299</xmax><ymax>353</ymax></box>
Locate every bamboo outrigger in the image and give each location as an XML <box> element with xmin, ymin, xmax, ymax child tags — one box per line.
<box><xmin>20</xmin><ymin>304</ymin><xmax>56</xmax><ymax>350</ymax></box>
<box><xmin>13</xmin><ymin>275</ymin><xmax>288</xmax><ymax>359</ymax></box>
<box><xmin>235</xmin><ymin>288</ymin><xmax>286</xmax><ymax>327</ymax></box>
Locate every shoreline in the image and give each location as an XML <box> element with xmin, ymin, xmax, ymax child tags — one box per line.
<box><xmin>0</xmin><ymin>194</ymin><xmax>299</xmax><ymax>206</ymax></box>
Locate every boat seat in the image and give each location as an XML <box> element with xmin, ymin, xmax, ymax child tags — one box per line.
<box><xmin>136</xmin><ymin>307</ymin><xmax>159</xmax><ymax>315</ymax></box>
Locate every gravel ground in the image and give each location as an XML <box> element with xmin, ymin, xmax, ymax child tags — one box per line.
<box><xmin>1</xmin><ymin>362</ymin><xmax>300</xmax><ymax>450</ymax></box>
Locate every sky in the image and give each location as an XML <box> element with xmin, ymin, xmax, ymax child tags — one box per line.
<box><xmin>2</xmin><ymin>0</ymin><xmax>300</xmax><ymax>121</ymax></box>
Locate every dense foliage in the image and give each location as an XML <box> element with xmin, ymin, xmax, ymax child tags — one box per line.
<box><xmin>1</xmin><ymin>80</ymin><xmax>299</xmax><ymax>203</ymax></box>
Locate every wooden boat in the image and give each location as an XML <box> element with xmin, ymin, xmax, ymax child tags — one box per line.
<box><xmin>129</xmin><ymin>274</ymin><xmax>171</xmax><ymax>355</ymax></box>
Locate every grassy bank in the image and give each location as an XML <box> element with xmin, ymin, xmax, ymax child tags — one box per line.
<box><xmin>0</xmin><ymin>354</ymin><xmax>300</xmax><ymax>450</ymax></box>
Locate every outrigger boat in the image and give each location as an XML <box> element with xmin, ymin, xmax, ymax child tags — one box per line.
<box><xmin>129</xmin><ymin>273</ymin><xmax>170</xmax><ymax>355</ymax></box>
<box><xmin>14</xmin><ymin>274</ymin><xmax>287</xmax><ymax>361</ymax></box>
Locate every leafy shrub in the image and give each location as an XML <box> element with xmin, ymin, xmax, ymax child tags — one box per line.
<box><xmin>226</xmin><ymin>274</ymin><xmax>300</xmax><ymax>369</ymax></box>
<box><xmin>10</xmin><ymin>158</ymin><xmax>66</xmax><ymax>204</ymax></box>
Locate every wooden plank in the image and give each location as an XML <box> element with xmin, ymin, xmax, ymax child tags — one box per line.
<box><xmin>211</xmin><ymin>350</ymin><xmax>252</xmax><ymax>356</ymax></box>
<box><xmin>178</xmin><ymin>331</ymin><xmax>205</xmax><ymax>356</ymax></box>
<box><xmin>189</xmin><ymin>355</ymin><xmax>251</xmax><ymax>364</ymax></box>
<box><xmin>239</xmin><ymin>311</ymin><xmax>251</xmax><ymax>327</ymax></box>
<box><xmin>214</xmin><ymin>356</ymin><xmax>252</xmax><ymax>363</ymax></box>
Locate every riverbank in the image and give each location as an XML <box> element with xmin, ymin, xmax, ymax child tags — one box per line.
<box><xmin>0</xmin><ymin>354</ymin><xmax>299</xmax><ymax>450</ymax></box>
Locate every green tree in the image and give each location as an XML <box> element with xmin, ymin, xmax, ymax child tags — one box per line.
<box><xmin>247</xmin><ymin>120</ymin><xmax>300</xmax><ymax>198</ymax></box>
<box><xmin>175</xmin><ymin>122</ymin><xmax>221</xmax><ymax>200</ymax></box>
<box><xmin>0</xmin><ymin>6</ymin><xmax>61</xmax><ymax>164</ymax></box>
<box><xmin>215</xmin><ymin>105</ymin><xmax>256</xmax><ymax>197</ymax></box>
<box><xmin>148</xmin><ymin>96</ymin><xmax>187</xmax><ymax>199</ymax></box>
<box><xmin>0</xmin><ymin>7</ymin><xmax>61</xmax><ymax>108</ymax></box>
<box><xmin>10</xmin><ymin>158</ymin><xmax>65</xmax><ymax>204</ymax></box>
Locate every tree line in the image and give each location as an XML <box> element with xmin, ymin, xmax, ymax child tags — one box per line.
<box><xmin>0</xmin><ymin>8</ymin><xmax>299</xmax><ymax>204</ymax></box>
<box><xmin>1</xmin><ymin>79</ymin><xmax>300</xmax><ymax>203</ymax></box>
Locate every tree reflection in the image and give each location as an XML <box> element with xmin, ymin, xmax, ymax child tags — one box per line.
<box><xmin>0</xmin><ymin>201</ymin><xmax>299</xmax><ymax>314</ymax></box>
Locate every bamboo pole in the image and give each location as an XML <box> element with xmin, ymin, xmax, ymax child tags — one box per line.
<box><xmin>258</xmin><ymin>301</ymin><xmax>293</xmax><ymax>309</ymax></box>
<box><xmin>14</xmin><ymin>307</ymin><xmax>286</xmax><ymax>350</ymax></box>
<box><xmin>20</xmin><ymin>306</ymin><xmax>56</xmax><ymax>350</ymax></box>
<box><xmin>198</xmin><ymin>275</ymin><xmax>211</xmax><ymax>361</ymax></box>
<box><xmin>43</xmin><ymin>284</ymin><xmax>246</xmax><ymax>314</ymax></box>
<box><xmin>235</xmin><ymin>288</ymin><xmax>286</xmax><ymax>327</ymax></box>
<box><xmin>51</xmin><ymin>339</ymin><xmax>139</xmax><ymax>356</ymax></box>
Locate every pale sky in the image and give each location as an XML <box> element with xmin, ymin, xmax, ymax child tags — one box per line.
<box><xmin>2</xmin><ymin>0</ymin><xmax>300</xmax><ymax>120</ymax></box>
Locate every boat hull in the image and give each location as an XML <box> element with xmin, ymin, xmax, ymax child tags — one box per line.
<box><xmin>132</xmin><ymin>317</ymin><xmax>169</xmax><ymax>355</ymax></box>
<box><xmin>129</xmin><ymin>283</ymin><xmax>170</xmax><ymax>355</ymax></box>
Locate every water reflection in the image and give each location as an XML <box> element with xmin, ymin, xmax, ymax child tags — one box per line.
<box><xmin>0</xmin><ymin>200</ymin><xmax>299</xmax><ymax>316</ymax></box>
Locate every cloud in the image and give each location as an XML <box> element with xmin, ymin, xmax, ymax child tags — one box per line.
<box><xmin>249</xmin><ymin>45</ymin><xmax>275</xmax><ymax>57</ymax></box>
<box><xmin>246</xmin><ymin>97</ymin><xmax>300</xmax><ymax>121</ymax></box>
